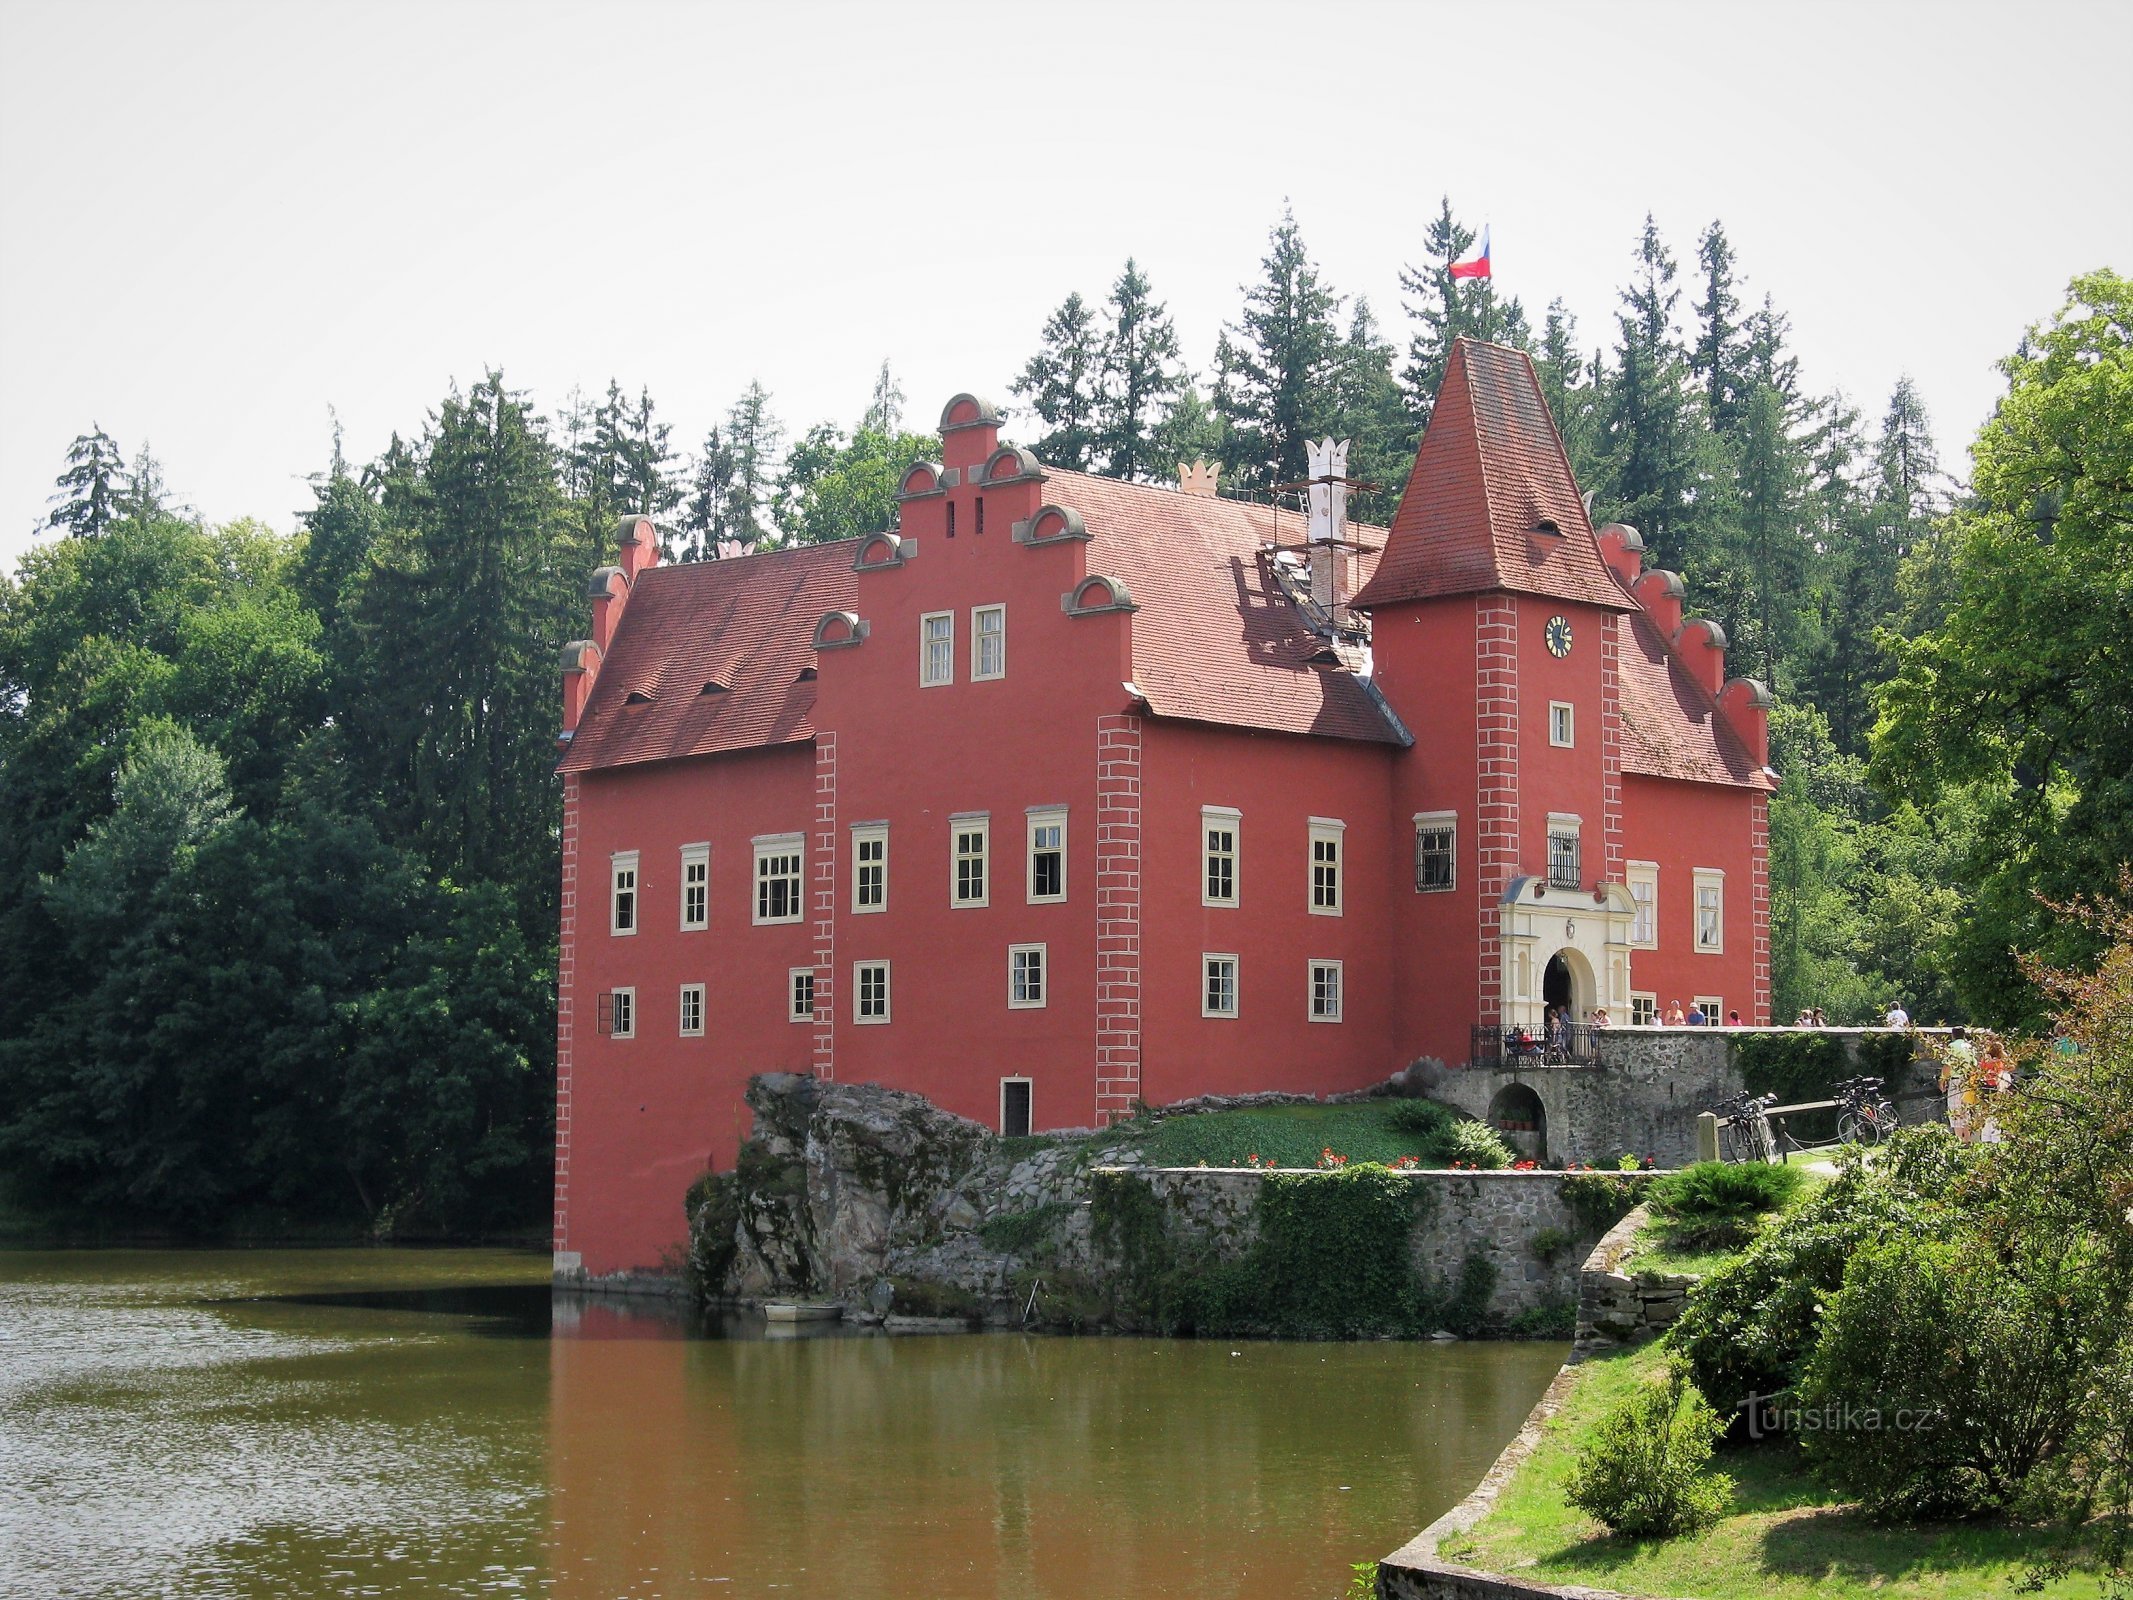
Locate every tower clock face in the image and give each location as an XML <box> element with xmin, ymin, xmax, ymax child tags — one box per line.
<box><xmin>1545</xmin><ymin>615</ymin><xmax>1573</xmax><ymax>658</ymax></box>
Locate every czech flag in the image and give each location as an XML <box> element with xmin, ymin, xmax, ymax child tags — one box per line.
<box><xmin>1449</xmin><ymin>226</ymin><xmax>1492</xmax><ymax>281</ymax></box>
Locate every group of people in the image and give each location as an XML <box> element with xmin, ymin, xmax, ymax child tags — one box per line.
<box><xmin>1937</xmin><ymin>1024</ymin><xmax>2016</xmax><ymax>1142</ymax></box>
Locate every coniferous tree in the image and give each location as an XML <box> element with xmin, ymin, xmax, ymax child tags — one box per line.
<box><xmin>1094</xmin><ymin>259</ymin><xmax>1185</xmax><ymax>481</ymax></box>
<box><xmin>1397</xmin><ymin>198</ymin><xmax>1529</xmax><ymax>430</ymax></box>
<box><xmin>47</xmin><ymin>425</ymin><xmax>126</xmax><ymax>537</ymax></box>
<box><xmin>1329</xmin><ymin>297</ymin><xmax>1413</xmax><ymax>525</ymax></box>
<box><xmin>1147</xmin><ymin>381</ymin><xmax>1225</xmax><ymax>486</ymax></box>
<box><xmin>677</xmin><ymin>425</ymin><xmax>736</xmax><ymax>560</ymax></box>
<box><xmin>1012</xmin><ymin>292</ymin><xmax>1104</xmax><ymax>470</ymax></box>
<box><xmin>1221</xmin><ymin>208</ymin><xmax>1343</xmax><ymax>489</ymax></box>
<box><xmin>117</xmin><ymin>443</ymin><xmax>169</xmax><ymax>523</ymax></box>
<box><xmin>1535</xmin><ymin>299</ymin><xmax>1607</xmax><ymax>489</ymax></box>
<box><xmin>723</xmin><ymin>381</ymin><xmax>783</xmax><ymax>544</ymax></box>
<box><xmin>1692</xmin><ymin>221</ymin><xmax>1750</xmax><ymax>437</ymax></box>
<box><xmin>1600</xmin><ymin>216</ymin><xmax>1703</xmax><ymax>567</ymax></box>
<box><xmin>615</xmin><ymin>386</ymin><xmax>681</xmax><ymax>520</ymax></box>
<box><xmin>861</xmin><ymin>360</ymin><xmax>904</xmax><ymax>436</ymax></box>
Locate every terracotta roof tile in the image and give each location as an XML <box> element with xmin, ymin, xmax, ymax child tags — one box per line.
<box><xmin>1618</xmin><ymin>609</ymin><xmax>1771</xmax><ymax>789</ymax></box>
<box><xmin>1352</xmin><ymin>338</ymin><xmax>1628</xmax><ymax>613</ymax></box>
<box><xmin>557</xmin><ymin>540</ymin><xmax>857</xmax><ymax>773</ymax></box>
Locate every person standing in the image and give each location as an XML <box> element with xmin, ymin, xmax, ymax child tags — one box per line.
<box><xmin>1664</xmin><ymin>1000</ymin><xmax>1686</xmax><ymax>1025</ymax></box>
<box><xmin>1686</xmin><ymin>1002</ymin><xmax>1708</xmax><ymax>1027</ymax></box>
<box><xmin>1940</xmin><ymin>1026</ymin><xmax>1977</xmax><ymax>1141</ymax></box>
<box><xmin>1884</xmin><ymin>1000</ymin><xmax>1911</xmax><ymax>1028</ymax></box>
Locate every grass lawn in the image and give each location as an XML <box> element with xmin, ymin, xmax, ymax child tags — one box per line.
<box><xmin>1439</xmin><ymin>1341</ymin><xmax>2116</xmax><ymax>1598</ymax></box>
<box><xmin>1112</xmin><ymin>1099</ymin><xmax>1454</xmax><ymax>1170</ymax></box>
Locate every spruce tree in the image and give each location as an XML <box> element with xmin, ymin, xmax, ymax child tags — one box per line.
<box><xmin>47</xmin><ymin>425</ymin><xmax>126</xmax><ymax>537</ymax></box>
<box><xmin>1222</xmin><ymin>208</ymin><xmax>1343</xmax><ymax>489</ymax></box>
<box><xmin>1692</xmin><ymin>221</ymin><xmax>1750</xmax><ymax>436</ymax></box>
<box><xmin>1094</xmin><ymin>259</ymin><xmax>1185</xmax><ymax>481</ymax></box>
<box><xmin>723</xmin><ymin>381</ymin><xmax>783</xmax><ymax>544</ymax></box>
<box><xmin>1148</xmin><ymin>381</ymin><xmax>1225</xmax><ymax>486</ymax></box>
<box><xmin>1397</xmin><ymin>197</ymin><xmax>1529</xmax><ymax>429</ymax></box>
<box><xmin>861</xmin><ymin>360</ymin><xmax>904</xmax><ymax>435</ymax></box>
<box><xmin>678</xmin><ymin>425</ymin><xmax>736</xmax><ymax>560</ymax></box>
<box><xmin>117</xmin><ymin>443</ymin><xmax>169</xmax><ymax>523</ymax></box>
<box><xmin>1329</xmin><ymin>298</ymin><xmax>1413</xmax><ymax>525</ymax></box>
<box><xmin>1601</xmin><ymin>216</ymin><xmax>1703</xmax><ymax>566</ymax></box>
<box><xmin>1012</xmin><ymin>292</ymin><xmax>1104</xmax><ymax>470</ymax></box>
<box><xmin>1535</xmin><ymin>299</ymin><xmax>1608</xmax><ymax>490</ymax></box>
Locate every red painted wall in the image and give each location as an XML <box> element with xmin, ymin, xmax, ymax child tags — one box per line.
<box><xmin>1620</xmin><ymin>773</ymin><xmax>1761</xmax><ymax>1022</ymax></box>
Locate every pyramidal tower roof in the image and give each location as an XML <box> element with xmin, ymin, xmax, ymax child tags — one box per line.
<box><xmin>1351</xmin><ymin>337</ymin><xmax>1630</xmax><ymax>612</ymax></box>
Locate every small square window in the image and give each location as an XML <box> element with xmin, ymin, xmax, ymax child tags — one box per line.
<box><xmin>852</xmin><ymin>824</ymin><xmax>887</xmax><ymax>914</ymax></box>
<box><xmin>1027</xmin><ymin>808</ymin><xmax>1066</xmax><ymax>903</ymax></box>
<box><xmin>854</xmin><ymin>960</ymin><xmax>890</xmax><ymax>1024</ymax></box>
<box><xmin>753</xmin><ymin>836</ymin><xmax>804</xmax><ymax>924</ymax></box>
<box><xmin>1308</xmin><ymin>959</ymin><xmax>1342</xmax><ymax>1022</ymax></box>
<box><xmin>1694</xmin><ymin>995</ymin><xmax>1725</xmax><ymax>1026</ymax></box>
<box><xmin>972</xmin><ymin>605</ymin><xmax>1005</xmax><ymax>681</ymax></box>
<box><xmin>679</xmin><ymin>983</ymin><xmax>705</xmax><ymax>1037</ymax></box>
<box><xmin>920</xmin><ymin>611</ymin><xmax>954</xmax><ymax>687</ymax></box>
<box><xmin>606</xmin><ymin>987</ymin><xmax>635</xmax><ymax>1039</ymax></box>
<box><xmin>680</xmin><ymin>844</ymin><xmax>709</xmax><ymax>931</ymax></box>
<box><xmin>1630</xmin><ymin>992</ymin><xmax>1658</xmax><ymax>1026</ymax></box>
<box><xmin>789</xmin><ymin>968</ymin><xmax>815</xmax><ymax>1023</ymax></box>
<box><xmin>1009</xmin><ymin>944</ymin><xmax>1046</xmax><ymax>1009</ymax></box>
<box><xmin>1549</xmin><ymin>701</ymin><xmax>1575</xmax><ymax>748</ymax></box>
<box><xmin>1309</xmin><ymin>819</ymin><xmax>1344</xmax><ymax>916</ymax></box>
<box><xmin>1202</xmin><ymin>807</ymin><xmax>1239</xmax><ymax>907</ymax></box>
<box><xmin>1415</xmin><ymin>813</ymin><xmax>1456</xmax><ymax>892</ymax></box>
<box><xmin>952</xmin><ymin>816</ymin><xmax>989</xmax><ymax>907</ymax></box>
<box><xmin>1202</xmin><ymin>953</ymin><xmax>1238</xmax><ymax>1018</ymax></box>
<box><xmin>610</xmin><ymin>851</ymin><xmax>639</xmax><ymax>936</ymax></box>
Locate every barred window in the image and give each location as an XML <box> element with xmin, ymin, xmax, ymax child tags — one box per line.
<box><xmin>1415</xmin><ymin>815</ymin><xmax>1455</xmax><ymax>892</ymax></box>
<box><xmin>1547</xmin><ymin>829</ymin><xmax>1582</xmax><ymax>890</ymax></box>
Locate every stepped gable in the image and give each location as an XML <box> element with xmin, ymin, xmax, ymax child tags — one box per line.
<box><xmin>1350</xmin><ymin>337</ymin><xmax>1629</xmax><ymax>612</ymax></box>
<box><xmin>1618</xmin><ymin>610</ymin><xmax>1771</xmax><ymax>789</ymax></box>
<box><xmin>558</xmin><ymin>539</ymin><xmax>858</xmax><ymax>773</ymax></box>
<box><xmin>1054</xmin><ymin>467</ymin><xmax>1404</xmax><ymax>745</ymax></box>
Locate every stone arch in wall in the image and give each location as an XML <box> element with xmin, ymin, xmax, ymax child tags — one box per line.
<box><xmin>1485</xmin><ymin>1082</ymin><xmax>1548</xmax><ymax>1162</ymax></box>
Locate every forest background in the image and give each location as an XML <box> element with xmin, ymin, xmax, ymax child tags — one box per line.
<box><xmin>2</xmin><ymin>207</ymin><xmax>2124</xmax><ymax>1236</ymax></box>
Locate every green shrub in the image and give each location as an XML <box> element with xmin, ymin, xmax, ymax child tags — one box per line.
<box><xmin>1798</xmin><ymin>1229</ymin><xmax>2121</xmax><ymax>1521</ymax></box>
<box><xmin>1528</xmin><ymin>1226</ymin><xmax>1577</xmax><ymax>1263</ymax></box>
<box><xmin>1387</xmin><ymin>1099</ymin><xmax>1452</xmax><ymax>1137</ymax></box>
<box><xmin>1431</xmin><ymin>1118</ymin><xmax>1513</xmax><ymax>1169</ymax></box>
<box><xmin>1648</xmin><ymin>1161</ymin><xmax>1804</xmax><ymax>1249</ymax></box>
<box><xmin>1508</xmin><ymin>1298</ymin><xmax>1576</xmax><ymax>1339</ymax></box>
<box><xmin>1565</xmin><ymin>1360</ymin><xmax>1734</xmax><ymax>1537</ymax></box>
<box><xmin>1562</xmin><ymin>1172</ymin><xmax>1652</xmax><ymax>1234</ymax></box>
<box><xmin>682</xmin><ymin>1167</ymin><xmax>740</xmax><ymax>1303</ymax></box>
<box><xmin>978</xmin><ymin>1201</ymin><xmax>1074</xmax><ymax>1255</ymax></box>
<box><xmin>1667</xmin><ymin>1125</ymin><xmax>1969</xmax><ymax>1418</ymax></box>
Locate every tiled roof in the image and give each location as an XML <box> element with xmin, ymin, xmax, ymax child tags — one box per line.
<box><xmin>1618</xmin><ymin>609</ymin><xmax>1772</xmax><ymax>789</ymax></box>
<box><xmin>556</xmin><ymin>540</ymin><xmax>857</xmax><ymax>773</ymax></box>
<box><xmin>1055</xmin><ymin>469</ymin><xmax>1405</xmax><ymax>745</ymax></box>
<box><xmin>1351</xmin><ymin>337</ymin><xmax>1629</xmax><ymax>613</ymax></box>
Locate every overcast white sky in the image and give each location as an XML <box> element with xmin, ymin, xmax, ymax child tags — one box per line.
<box><xmin>2</xmin><ymin>0</ymin><xmax>2128</xmax><ymax>570</ymax></box>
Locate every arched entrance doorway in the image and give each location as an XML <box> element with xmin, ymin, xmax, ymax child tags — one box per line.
<box><xmin>1486</xmin><ymin>1084</ymin><xmax>1547</xmax><ymax>1161</ymax></box>
<box><xmin>1541</xmin><ymin>946</ymin><xmax>1596</xmax><ymax>1026</ymax></box>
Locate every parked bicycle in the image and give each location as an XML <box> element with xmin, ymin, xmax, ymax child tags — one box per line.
<box><xmin>1718</xmin><ymin>1091</ymin><xmax>1781</xmax><ymax>1164</ymax></box>
<box><xmin>1833</xmin><ymin>1076</ymin><xmax>1898</xmax><ymax>1146</ymax></box>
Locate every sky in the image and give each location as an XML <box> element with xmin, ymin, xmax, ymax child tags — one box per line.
<box><xmin>2</xmin><ymin>0</ymin><xmax>2128</xmax><ymax>570</ymax></box>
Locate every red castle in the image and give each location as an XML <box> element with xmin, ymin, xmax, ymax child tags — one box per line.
<box><xmin>553</xmin><ymin>339</ymin><xmax>1774</xmax><ymax>1279</ymax></box>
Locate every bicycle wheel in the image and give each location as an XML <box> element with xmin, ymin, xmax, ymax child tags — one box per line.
<box><xmin>1721</xmin><ymin>1121</ymin><xmax>1747</xmax><ymax>1162</ymax></box>
<box><xmin>1837</xmin><ymin>1112</ymin><xmax>1862</xmax><ymax>1146</ymax></box>
<box><xmin>1873</xmin><ymin>1102</ymin><xmax>1897</xmax><ymax>1142</ymax></box>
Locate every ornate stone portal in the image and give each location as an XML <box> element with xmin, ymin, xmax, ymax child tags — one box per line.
<box><xmin>1497</xmin><ymin>876</ymin><xmax>1635</xmax><ymax>1031</ymax></box>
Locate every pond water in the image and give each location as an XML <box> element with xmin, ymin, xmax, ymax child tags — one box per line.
<box><xmin>0</xmin><ymin>1249</ymin><xmax>1564</xmax><ymax>1599</ymax></box>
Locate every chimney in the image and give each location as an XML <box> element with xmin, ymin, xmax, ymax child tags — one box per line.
<box><xmin>1177</xmin><ymin>460</ymin><xmax>1221</xmax><ymax>498</ymax></box>
<box><xmin>561</xmin><ymin>640</ymin><xmax>601</xmax><ymax>733</ymax></box>
<box><xmin>1596</xmin><ymin>522</ymin><xmax>1643</xmax><ymax>586</ymax></box>
<box><xmin>1305</xmin><ymin>437</ymin><xmax>1351</xmax><ymax>613</ymax></box>
<box><xmin>1677</xmin><ymin>617</ymin><xmax>1728</xmax><ymax>697</ymax></box>
<box><xmin>1719</xmin><ymin>678</ymin><xmax>1774</xmax><ymax>767</ymax></box>
<box><xmin>1633</xmin><ymin>568</ymin><xmax>1685</xmax><ymax>637</ymax></box>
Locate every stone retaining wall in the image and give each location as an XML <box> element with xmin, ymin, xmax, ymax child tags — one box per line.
<box><xmin>1573</xmin><ymin>1204</ymin><xmax>1695</xmax><ymax>1350</ymax></box>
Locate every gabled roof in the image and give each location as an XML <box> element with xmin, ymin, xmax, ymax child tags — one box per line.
<box><xmin>1056</xmin><ymin>469</ymin><xmax>1404</xmax><ymax>745</ymax></box>
<box><xmin>557</xmin><ymin>540</ymin><xmax>858</xmax><ymax>774</ymax></box>
<box><xmin>1351</xmin><ymin>337</ymin><xmax>1629</xmax><ymax>613</ymax></box>
<box><xmin>1618</xmin><ymin>609</ymin><xmax>1771</xmax><ymax>789</ymax></box>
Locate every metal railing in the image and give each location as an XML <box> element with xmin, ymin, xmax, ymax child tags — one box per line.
<box><xmin>1471</xmin><ymin>1023</ymin><xmax>1604</xmax><ymax>1067</ymax></box>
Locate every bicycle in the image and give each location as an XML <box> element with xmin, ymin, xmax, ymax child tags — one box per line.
<box><xmin>1833</xmin><ymin>1076</ymin><xmax>1898</xmax><ymax>1146</ymax></box>
<box><xmin>1718</xmin><ymin>1091</ymin><xmax>1780</xmax><ymax>1164</ymax></box>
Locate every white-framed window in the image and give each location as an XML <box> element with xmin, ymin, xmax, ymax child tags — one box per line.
<box><xmin>680</xmin><ymin>844</ymin><xmax>709</xmax><ymax>931</ymax></box>
<box><xmin>1630</xmin><ymin>991</ymin><xmax>1658</xmax><ymax>1026</ymax></box>
<box><xmin>610</xmin><ymin>850</ymin><xmax>639</xmax><ymax>936</ymax></box>
<box><xmin>971</xmin><ymin>604</ymin><xmax>1006</xmax><ymax>681</ymax></box>
<box><xmin>952</xmin><ymin>815</ymin><xmax>989</xmax><ymax>907</ymax></box>
<box><xmin>920</xmin><ymin>611</ymin><xmax>954</xmax><ymax>687</ymax></box>
<box><xmin>1009</xmin><ymin>943</ymin><xmax>1046</xmax><ymax>1009</ymax></box>
<box><xmin>1694</xmin><ymin>869</ymin><xmax>1725</xmax><ymax>953</ymax></box>
<box><xmin>854</xmin><ymin>960</ymin><xmax>890</xmax><ymax>1024</ymax></box>
<box><xmin>606</xmin><ymin>986</ymin><xmax>635</xmax><ymax>1039</ymax></box>
<box><xmin>1026</xmin><ymin>807</ymin><xmax>1066</xmax><ymax>903</ymax></box>
<box><xmin>1308</xmin><ymin>959</ymin><xmax>1343</xmax><ymax>1022</ymax></box>
<box><xmin>1414</xmin><ymin>812</ymin><xmax>1456</xmax><ymax>892</ymax></box>
<box><xmin>1627</xmin><ymin>861</ymin><xmax>1659</xmax><ymax>949</ymax></box>
<box><xmin>852</xmin><ymin>823</ymin><xmax>887</xmax><ymax>914</ymax></box>
<box><xmin>1000</xmin><ymin>1077</ymin><xmax>1033</xmax><ymax>1138</ymax></box>
<box><xmin>1547</xmin><ymin>814</ymin><xmax>1582</xmax><ymax>890</ymax></box>
<box><xmin>1202</xmin><ymin>953</ymin><xmax>1239</xmax><ymax>1018</ymax></box>
<box><xmin>1202</xmin><ymin>806</ymin><xmax>1240</xmax><ymax>907</ymax></box>
<box><xmin>1308</xmin><ymin>818</ymin><xmax>1344</xmax><ymax>915</ymax></box>
<box><xmin>788</xmin><ymin>967</ymin><xmax>815</xmax><ymax>1023</ymax></box>
<box><xmin>1549</xmin><ymin>701</ymin><xmax>1575</xmax><ymax>748</ymax></box>
<box><xmin>1694</xmin><ymin>995</ymin><xmax>1724</xmax><ymax>1026</ymax></box>
<box><xmin>679</xmin><ymin>983</ymin><xmax>705</xmax><ymax>1037</ymax></box>
<box><xmin>753</xmin><ymin>834</ymin><xmax>804</xmax><ymax>925</ymax></box>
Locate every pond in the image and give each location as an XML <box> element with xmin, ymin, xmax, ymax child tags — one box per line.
<box><xmin>0</xmin><ymin>1249</ymin><xmax>1564</xmax><ymax>1599</ymax></box>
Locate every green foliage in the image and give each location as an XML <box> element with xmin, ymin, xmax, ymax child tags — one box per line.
<box><xmin>1120</xmin><ymin>1098</ymin><xmax>1451</xmax><ymax>1170</ymax></box>
<box><xmin>1648</xmin><ymin>1161</ymin><xmax>1803</xmax><ymax>1249</ymax></box>
<box><xmin>1562</xmin><ymin>1172</ymin><xmax>1653</xmax><ymax>1234</ymax></box>
<box><xmin>1528</xmin><ymin>1226</ymin><xmax>1578</xmax><ymax>1263</ymax></box>
<box><xmin>1386</xmin><ymin>1098</ymin><xmax>1454</xmax><ymax>1137</ymax></box>
<box><xmin>683</xmin><ymin>1167</ymin><xmax>741</xmax><ymax>1301</ymax></box>
<box><xmin>1431</xmin><ymin>1117</ymin><xmax>1513</xmax><ymax>1169</ymax></box>
<box><xmin>1508</xmin><ymin>1298</ymin><xmax>1577</xmax><ymax>1340</ymax></box>
<box><xmin>1667</xmin><ymin>1126</ymin><xmax>1969</xmax><ymax>1417</ymax></box>
<box><xmin>1732</xmin><ymin>1029</ymin><xmax>1852</xmax><ymax>1105</ymax></box>
<box><xmin>1565</xmin><ymin>1359</ymin><xmax>1734</xmax><ymax>1538</ymax></box>
<box><xmin>770</xmin><ymin>421</ymin><xmax>936</xmax><ymax>546</ymax></box>
<box><xmin>978</xmin><ymin>1201</ymin><xmax>1075</xmax><ymax>1255</ymax></box>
